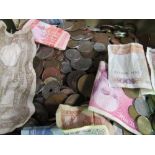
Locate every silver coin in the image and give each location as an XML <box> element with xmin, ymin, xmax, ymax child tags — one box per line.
<box><xmin>93</xmin><ymin>42</ymin><xmax>107</xmax><ymax>52</ymax></box>
<box><xmin>42</xmin><ymin>80</ymin><xmax>60</xmax><ymax>99</ymax></box>
<box><xmin>63</xmin><ymin>21</ymin><xmax>74</xmax><ymax>31</ymax></box>
<box><xmin>71</xmin><ymin>57</ymin><xmax>92</xmax><ymax>71</ymax></box>
<box><xmin>134</xmin><ymin>97</ymin><xmax>151</xmax><ymax>117</ymax></box>
<box><xmin>65</xmin><ymin>49</ymin><xmax>81</xmax><ymax>61</ymax></box>
<box><xmin>60</xmin><ymin>61</ymin><xmax>72</xmax><ymax>74</ymax></box>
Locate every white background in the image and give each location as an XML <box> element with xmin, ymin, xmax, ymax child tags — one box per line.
<box><xmin>0</xmin><ymin>0</ymin><xmax>154</xmax><ymax>154</ymax></box>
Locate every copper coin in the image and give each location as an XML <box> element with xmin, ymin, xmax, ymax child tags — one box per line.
<box><xmin>109</xmin><ymin>36</ymin><xmax>120</xmax><ymax>44</ymax></box>
<box><xmin>60</xmin><ymin>60</ymin><xmax>72</xmax><ymax>74</ymax></box>
<box><xmin>64</xmin><ymin>94</ymin><xmax>81</xmax><ymax>106</ymax></box>
<box><xmin>93</xmin><ymin>33</ymin><xmax>109</xmax><ymax>45</ymax></box>
<box><xmin>43</xmin><ymin>59</ymin><xmax>60</xmax><ymax>69</ymax></box>
<box><xmin>36</xmin><ymin>46</ymin><xmax>54</xmax><ymax>59</ymax></box>
<box><xmin>53</xmin><ymin>49</ymin><xmax>64</xmax><ymax>61</ymax></box>
<box><xmin>42</xmin><ymin>80</ymin><xmax>60</xmax><ymax>99</ymax></box>
<box><xmin>60</xmin><ymin>87</ymin><xmax>74</xmax><ymax>96</ymax></box>
<box><xmin>33</xmin><ymin>57</ymin><xmax>44</xmax><ymax>77</ymax></box>
<box><xmin>65</xmin><ymin>49</ymin><xmax>81</xmax><ymax>61</ymax></box>
<box><xmin>67</xmin><ymin>20</ymin><xmax>85</xmax><ymax>31</ymax></box>
<box><xmin>67</xmin><ymin>39</ymin><xmax>80</xmax><ymax>49</ymax></box>
<box><xmin>42</xmin><ymin>67</ymin><xmax>61</xmax><ymax>81</ymax></box>
<box><xmin>77</xmin><ymin>74</ymin><xmax>95</xmax><ymax>97</ymax></box>
<box><xmin>78</xmin><ymin>41</ymin><xmax>93</xmax><ymax>54</ymax></box>
<box><xmin>71</xmin><ymin>57</ymin><xmax>92</xmax><ymax>71</ymax></box>
<box><xmin>45</xmin><ymin>92</ymin><xmax>68</xmax><ymax>105</ymax></box>
<box><xmin>67</xmin><ymin>71</ymin><xmax>85</xmax><ymax>92</ymax></box>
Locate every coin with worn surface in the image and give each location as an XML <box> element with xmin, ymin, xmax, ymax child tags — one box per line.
<box><xmin>60</xmin><ymin>60</ymin><xmax>72</xmax><ymax>74</ymax></box>
<box><xmin>65</xmin><ymin>49</ymin><xmax>81</xmax><ymax>61</ymax></box>
<box><xmin>136</xmin><ymin>116</ymin><xmax>153</xmax><ymax>135</ymax></box>
<box><xmin>77</xmin><ymin>74</ymin><xmax>95</xmax><ymax>97</ymax></box>
<box><xmin>67</xmin><ymin>39</ymin><xmax>80</xmax><ymax>49</ymax></box>
<box><xmin>36</xmin><ymin>46</ymin><xmax>54</xmax><ymax>59</ymax></box>
<box><xmin>45</xmin><ymin>92</ymin><xmax>68</xmax><ymax>105</ymax></box>
<box><xmin>42</xmin><ymin>67</ymin><xmax>61</xmax><ymax>81</ymax></box>
<box><xmin>36</xmin><ymin>78</ymin><xmax>44</xmax><ymax>94</ymax></box>
<box><xmin>134</xmin><ymin>97</ymin><xmax>151</xmax><ymax>117</ymax></box>
<box><xmin>64</xmin><ymin>94</ymin><xmax>81</xmax><ymax>106</ymax></box>
<box><xmin>123</xmin><ymin>88</ymin><xmax>140</xmax><ymax>99</ymax></box>
<box><xmin>78</xmin><ymin>41</ymin><xmax>93</xmax><ymax>57</ymax></box>
<box><xmin>67</xmin><ymin>20</ymin><xmax>85</xmax><ymax>31</ymax></box>
<box><xmin>93</xmin><ymin>33</ymin><xmax>109</xmax><ymax>45</ymax></box>
<box><xmin>128</xmin><ymin>105</ymin><xmax>140</xmax><ymax>120</ymax></box>
<box><xmin>43</xmin><ymin>59</ymin><xmax>60</xmax><ymax>69</ymax></box>
<box><xmin>109</xmin><ymin>36</ymin><xmax>120</xmax><ymax>44</ymax></box>
<box><xmin>33</xmin><ymin>57</ymin><xmax>44</xmax><ymax>77</ymax></box>
<box><xmin>42</xmin><ymin>80</ymin><xmax>60</xmax><ymax>99</ymax></box>
<box><xmin>63</xmin><ymin>21</ymin><xmax>74</xmax><ymax>31</ymax></box>
<box><xmin>67</xmin><ymin>71</ymin><xmax>85</xmax><ymax>92</ymax></box>
<box><xmin>71</xmin><ymin>57</ymin><xmax>92</xmax><ymax>71</ymax></box>
<box><xmin>93</xmin><ymin>42</ymin><xmax>107</xmax><ymax>52</ymax></box>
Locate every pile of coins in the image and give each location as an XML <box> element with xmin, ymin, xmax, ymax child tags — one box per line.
<box><xmin>6</xmin><ymin>19</ymin><xmax>155</xmax><ymax>135</ymax></box>
<box><xmin>127</xmin><ymin>95</ymin><xmax>155</xmax><ymax>135</ymax></box>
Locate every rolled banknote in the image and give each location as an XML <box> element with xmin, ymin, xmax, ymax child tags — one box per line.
<box><xmin>108</xmin><ymin>43</ymin><xmax>152</xmax><ymax>89</ymax></box>
<box><xmin>24</xmin><ymin>19</ymin><xmax>70</xmax><ymax>50</ymax></box>
<box><xmin>56</xmin><ymin>104</ymin><xmax>114</xmax><ymax>134</ymax></box>
<box><xmin>89</xmin><ymin>61</ymin><xmax>141</xmax><ymax>135</ymax></box>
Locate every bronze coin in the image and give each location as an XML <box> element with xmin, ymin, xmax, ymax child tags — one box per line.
<box><xmin>64</xmin><ymin>94</ymin><xmax>81</xmax><ymax>106</ymax></box>
<box><xmin>77</xmin><ymin>74</ymin><xmax>95</xmax><ymax>97</ymax></box>
<box><xmin>36</xmin><ymin>46</ymin><xmax>54</xmax><ymax>60</ymax></box>
<box><xmin>43</xmin><ymin>59</ymin><xmax>60</xmax><ymax>69</ymax></box>
<box><xmin>42</xmin><ymin>67</ymin><xmax>61</xmax><ymax>81</ymax></box>
<box><xmin>67</xmin><ymin>71</ymin><xmax>85</xmax><ymax>92</ymax></box>
<box><xmin>93</xmin><ymin>33</ymin><xmax>109</xmax><ymax>45</ymax></box>
<box><xmin>53</xmin><ymin>49</ymin><xmax>64</xmax><ymax>62</ymax></box>
<box><xmin>63</xmin><ymin>21</ymin><xmax>74</xmax><ymax>31</ymax></box>
<box><xmin>123</xmin><ymin>88</ymin><xmax>140</xmax><ymax>99</ymax></box>
<box><xmin>45</xmin><ymin>92</ymin><xmax>68</xmax><ymax>105</ymax></box>
<box><xmin>109</xmin><ymin>36</ymin><xmax>121</xmax><ymax>44</ymax></box>
<box><xmin>67</xmin><ymin>20</ymin><xmax>86</xmax><ymax>32</ymax></box>
<box><xmin>60</xmin><ymin>87</ymin><xmax>75</xmax><ymax>96</ymax></box>
<box><xmin>136</xmin><ymin>116</ymin><xmax>153</xmax><ymax>135</ymax></box>
<box><xmin>42</xmin><ymin>80</ymin><xmax>60</xmax><ymax>99</ymax></box>
<box><xmin>128</xmin><ymin>105</ymin><xmax>140</xmax><ymax>120</ymax></box>
<box><xmin>33</xmin><ymin>57</ymin><xmax>44</xmax><ymax>77</ymax></box>
<box><xmin>67</xmin><ymin>39</ymin><xmax>80</xmax><ymax>49</ymax></box>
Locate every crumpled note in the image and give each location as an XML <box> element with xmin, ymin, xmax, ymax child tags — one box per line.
<box><xmin>108</xmin><ymin>43</ymin><xmax>152</xmax><ymax>89</ymax></box>
<box><xmin>89</xmin><ymin>61</ymin><xmax>140</xmax><ymax>135</ymax></box>
<box><xmin>0</xmin><ymin>21</ymin><xmax>36</xmax><ymax>134</ymax></box>
<box><xmin>56</xmin><ymin>104</ymin><xmax>114</xmax><ymax>134</ymax></box>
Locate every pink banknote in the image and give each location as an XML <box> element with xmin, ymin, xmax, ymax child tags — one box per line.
<box><xmin>89</xmin><ymin>61</ymin><xmax>140</xmax><ymax>134</ymax></box>
<box><xmin>24</xmin><ymin>19</ymin><xmax>70</xmax><ymax>50</ymax></box>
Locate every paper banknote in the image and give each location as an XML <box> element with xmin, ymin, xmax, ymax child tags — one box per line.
<box><xmin>108</xmin><ymin>43</ymin><xmax>151</xmax><ymax>89</ymax></box>
<box><xmin>89</xmin><ymin>61</ymin><xmax>140</xmax><ymax>135</ymax></box>
<box><xmin>56</xmin><ymin>104</ymin><xmax>114</xmax><ymax>134</ymax></box>
<box><xmin>24</xmin><ymin>19</ymin><xmax>70</xmax><ymax>50</ymax></box>
<box><xmin>0</xmin><ymin>21</ymin><xmax>36</xmax><ymax>134</ymax></box>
